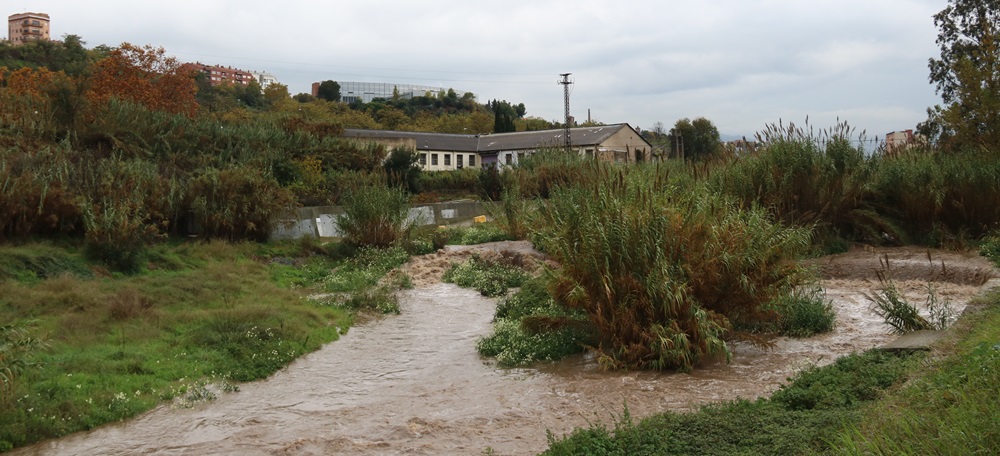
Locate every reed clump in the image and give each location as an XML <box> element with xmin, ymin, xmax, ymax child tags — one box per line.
<box><xmin>336</xmin><ymin>183</ymin><xmax>413</xmax><ymax>248</ymax></box>
<box><xmin>533</xmin><ymin>162</ymin><xmax>810</xmax><ymax>371</ymax></box>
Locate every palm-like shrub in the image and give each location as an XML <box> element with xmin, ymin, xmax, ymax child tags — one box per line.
<box><xmin>534</xmin><ymin>165</ymin><xmax>810</xmax><ymax>371</ymax></box>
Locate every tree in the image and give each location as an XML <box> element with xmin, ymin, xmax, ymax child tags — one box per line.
<box><xmin>927</xmin><ymin>0</ymin><xmax>1000</xmax><ymax>149</ymax></box>
<box><xmin>262</xmin><ymin>82</ymin><xmax>292</xmax><ymax>109</ymax></box>
<box><xmin>383</xmin><ymin>146</ymin><xmax>421</xmax><ymax>193</ymax></box>
<box><xmin>87</xmin><ymin>43</ymin><xmax>198</xmax><ymax>117</ymax></box>
<box><xmin>316</xmin><ymin>80</ymin><xmax>341</xmax><ymax>102</ymax></box>
<box><xmin>669</xmin><ymin>117</ymin><xmax>721</xmax><ymax>160</ymax></box>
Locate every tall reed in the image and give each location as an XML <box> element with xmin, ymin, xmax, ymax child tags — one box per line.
<box><xmin>534</xmin><ymin>163</ymin><xmax>810</xmax><ymax>371</ymax></box>
<box><xmin>336</xmin><ymin>182</ymin><xmax>412</xmax><ymax>248</ymax></box>
<box><xmin>710</xmin><ymin>120</ymin><xmax>893</xmax><ymax>244</ymax></box>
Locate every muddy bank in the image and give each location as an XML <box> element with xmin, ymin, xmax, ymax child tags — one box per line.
<box><xmin>14</xmin><ymin>244</ymin><xmax>997</xmax><ymax>456</ymax></box>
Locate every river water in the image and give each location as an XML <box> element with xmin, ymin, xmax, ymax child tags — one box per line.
<box><xmin>14</xmin><ymin>246</ymin><xmax>996</xmax><ymax>455</ymax></box>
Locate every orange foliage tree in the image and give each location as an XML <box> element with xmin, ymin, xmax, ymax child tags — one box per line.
<box><xmin>2</xmin><ymin>66</ymin><xmax>59</xmax><ymax>96</ymax></box>
<box><xmin>87</xmin><ymin>43</ymin><xmax>197</xmax><ymax>116</ymax></box>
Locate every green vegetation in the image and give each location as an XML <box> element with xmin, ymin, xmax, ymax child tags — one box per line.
<box><xmin>866</xmin><ymin>273</ymin><xmax>955</xmax><ymax>334</ymax></box>
<box><xmin>476</xmin><ymin>277</ymin><xmax>594</xmax><ymax>367</ymax></box>
<box><xmin>542</xmin><ymin>292</ymin><xmax>1000</xmax><ymax>454</ymax></box>
<box><xmin>834</xmin><ymin>292</ymin><xmax>1000</xmax><ymax>454</ymax></box>
<box><xmin>771</xmin><ymin>285</ymin><xmax>837</xmax><ymax>338</ymax></box>
<box><xmin>532</xmin><ymin>163</ymin><xmax>811</xmax><ymax>371</ymax></box>
<box><xmin>543</xmin><ymin>350</ymin><xmax>915</xmax><ymax>455</ymax></box>
<box><xmin>442</xmin><ymin>252</ymin><xmax>532</xmax><ymax>297</ymax></box>
<box><xmin>319</xmin><ymin>245</ymin><xmax>411</xmax><ymax>314</ymax></box>
<box><xmin>337</xmin><ymin>184</ymin><xmax>412</xmax><ymax>248</ymax></box>
<box><xmin>982</xmin><ymin>232</ymin><xmax>1000</xmax><ymax>267</ymax></box>
<box><xmin>0</xmin><ymin>239</ymin><xmax>411</xmax><ymax>450</ymax></box>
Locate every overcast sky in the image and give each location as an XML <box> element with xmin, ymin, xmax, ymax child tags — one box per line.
<box><xmin>12</xmin><ymin>1</ymin><xmax>945</xmax><ymax>141</ymax></box>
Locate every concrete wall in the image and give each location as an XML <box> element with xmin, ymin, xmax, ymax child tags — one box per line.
<box><xmin>270</xmin><ymin>200</ymin><xmax>489</xmax><ymax>241</ymax></box>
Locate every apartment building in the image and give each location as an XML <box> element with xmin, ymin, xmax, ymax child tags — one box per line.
<box><xmin>8</xmin><ymin>12</ymin><xmax>50</xmax><ymax>45</ymax></box>
<box><xmin>181</xmin><ymin>62</ymin><xmax>258</xmax><ymax>87</ymax></box>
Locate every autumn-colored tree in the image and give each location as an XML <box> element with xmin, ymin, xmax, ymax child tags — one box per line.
<box><xmin>87</xmin><ymin>43</ymin><xmax>197</xmax><ymax>117</ymax></box>
<box><xmin>2</xmin><ymin>66</ymin><xmax>58</xmax><ymax>97</ymax></box>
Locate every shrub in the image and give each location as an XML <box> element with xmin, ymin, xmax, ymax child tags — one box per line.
<box><xmin>777</xmin><ymin>286</ymin><xmax>836</xmax><ymax>337</ymax></box>
<box><xmin>478</xmin><ymin>277</ymin><xmax>593</xmax><ymax>367</ymax></box>
<box><xmin>444</xmin><ymin>224</ymin><xmax>511</xmax><ymax>245</ymax></box>
<box><xmin>477</xmin><ymin>164</ymin><xmax>503</xmax><ymax>201</ymax></box>
<box><xmin>771</xmin><ymin>350</ymin><xmax>913</xmax><ymax>411</ymax></box>
<box><xmin>442</xmin><ymin>253</ymin><xmax>531</xmax><ymax>297</ymax></box>
<box><xmin>979</xmin><ymin>231</ymin><xmax>1000</xmax><ymax>267</ymax></box>
<box><xmin>487</xmin><ymin>184</ymin><xmax>533</xmax><ymax>240</ymax></box>
<box><xmin>336</xmin><ymin>184</ymin><xmax>411</xmax><ymax>248</ymax></box>
<box><xmin>187</xmin><ymin>166</ymin><xmax>294</xmax><ymax>242</ymax></box>
<box><xmin>383</xmin><ymin>146</ymin><xmax>421</xmax><ymax>193</ymax></box>
<box><xmin>323</xmin><ymin>246</ymin><xmax>409</xmax><ymax>292</ymax></box>
<box><xmin>535</xmin><ymin>164</ymin><xmax>810</xmax><ymax>371</ymax></box>
<box><xmin>871</xmin><ymin>148</ymin><xmax>1000</xmax><ymax>244</ymax></box>
<box><xmin>328</xmin><ymin>284</ymin><xmax>401</xmax><ymax>315</ymax></box>
<box><xmin>76</xmin><ymin>156</ymin><xmax>176</xmax><ymax>272</ymax></box>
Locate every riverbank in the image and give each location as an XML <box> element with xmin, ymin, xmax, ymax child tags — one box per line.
<box><xmin>6</xmin><ymin>242</ymin><xmax>996</xmax><ymax>455</ymax></box>
<box><xmin>0</xmin><ymin>240</ymin><xmax>360</xmax><ymax>451</ymax></box>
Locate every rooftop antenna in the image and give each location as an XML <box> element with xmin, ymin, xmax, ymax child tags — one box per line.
<box><xmin>558</xmin><ymin>73</ymin><xmax>573</xmax><ymax>150</ymax></box>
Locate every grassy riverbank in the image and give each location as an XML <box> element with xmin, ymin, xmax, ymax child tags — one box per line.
<box><xmin>541</xmin><ymin>289</ymin><xmax>1000</xmax><ymax>455</ymax></box>
<box><xmin>0</xmin><ymin>239</ymin><xmax>399</xmax><ymax>451</ymax></box>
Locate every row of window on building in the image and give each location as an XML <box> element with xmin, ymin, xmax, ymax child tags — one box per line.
<box><xmin>418</xmin><ymin>153</ymin><xmax>477</xmax><ymax>168</ymax></box>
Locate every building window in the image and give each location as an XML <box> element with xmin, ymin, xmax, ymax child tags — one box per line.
<box><xmin>431</xmin><ymin>154</ymin><xmax>438</xmax><ymax>166</ymax></box>
<box><xmin>505</xmin><ymin>154</ymin><xmax>513</xmax><ymax>165</ymax></box>
<box><xmin>468</xmin><ymin>154</ymin><xmax>476</xmax><ymax>167</ymax></box>
<box><xmin>444</xmin><ymin>154</ymin><xmax>451</xmax><ymax>166</ymax></box>
<box><xmin>456</xmin><ymin>155</ymin><xmax>463</xmax><ymax>168</ymax></box>
<box><xmin>419</xmin><ymin>153</ymin><xmax>427</xmax><ymax>166</ymax></box>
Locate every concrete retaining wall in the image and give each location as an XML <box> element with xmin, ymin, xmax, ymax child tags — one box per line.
<box><xmin>270</xmin><ymin>200</ymin><xmax>489</xmax><ymax>241</ymax></box>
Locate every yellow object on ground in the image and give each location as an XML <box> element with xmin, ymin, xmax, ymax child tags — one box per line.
<box><xmin>473</xmin><ymin>215</ymin><xmax>487</xmax><ymax>223</ymax></box>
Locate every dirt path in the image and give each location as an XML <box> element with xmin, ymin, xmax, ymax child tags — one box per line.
<box><xmin>14</xmin><ymin>243</ymin><xmax>997</xmax><ymax>456</ymax></box>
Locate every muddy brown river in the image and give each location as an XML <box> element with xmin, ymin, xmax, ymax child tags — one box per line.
<box><xmin>14</xmin><ymin>244</ymin><xmax>997</xmax><ymax>455</ymax></box>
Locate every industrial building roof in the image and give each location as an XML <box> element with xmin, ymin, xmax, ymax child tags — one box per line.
<box><xmin>343</xmin><ymin>124</ymin><xmax>644</xmax><ymax>154</ymax></box>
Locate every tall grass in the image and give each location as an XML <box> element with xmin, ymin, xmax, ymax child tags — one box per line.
<box><xmin>336</xmin><ymin>183</ymin><xmax>412</xmax><ymax>248</ymax></box>
<box><xmin>710</xmin><ymin>120</ymin><xmax>895</xmax><ymax>245</ymax></box>
<box><xmin>865</xmin><ymin>271</ymin><xmax>955</xmax><ymax>334</ymax></box>
<box><xmin>0</xmin><ymin>322</ymin><xmax>46</xmax><ymax>406</ymax></box>
<box><xmin>533</xmin><ymin>163</ymin><xmax>810</xmax><ymax>371</ymax></box>
<box><xmin>871</xmin><ymin>148</ymin><xmax>1000</xmax><ymax>245</ymax></box>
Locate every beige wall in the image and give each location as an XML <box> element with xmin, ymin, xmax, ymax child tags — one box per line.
<box><xmin>587</xmin><ymin>127</ymin><xmax>651</xmax><ymax>163</ymax></box>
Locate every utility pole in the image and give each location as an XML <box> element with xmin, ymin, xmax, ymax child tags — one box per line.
<box><xmin>558</xmin><ymin>73</ymin><xmax>573</xmax><ymax>150</ymax></box>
